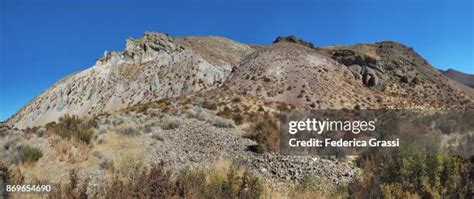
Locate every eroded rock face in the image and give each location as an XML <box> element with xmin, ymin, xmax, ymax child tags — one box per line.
<box><xmin>330</xmin><ymin>49</ymin><xmax>385</xmax><ymax>89</ymax></box>
<box><xmin>7</xmin><ymin>32</ymin><xmax>255</xmax><ymax>128</ymax></box>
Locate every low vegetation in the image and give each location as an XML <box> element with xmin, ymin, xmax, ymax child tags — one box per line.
<box><xmin>350</xmin><ymin>154</ymin><xmax>471</xmax><ymax>198</ymax></box>
<box><xmin>160</xmin><ymin>115</ymin><xmax>181</xmax><ymax>130</ymax></box>
<box><xmin>18</xmin><ymin>145</ymin><xmax>43</xmax><ymax>164</ymax></box>
<box><xmin>249</xmin><ymin>116</ymin><xmax>280</xmax><ymax>153</ymax></box>
<box><xmin>212</xmin><ymin>117</ymin><xmax>235</xmax><ymax>128</ymax></box>
<box><xmin>45</xmin><ymin>115</ymin><xmax>96</xmax><ymax>144</ymax></box>
<box><xmin>50</xmin><ymin>162</ymin><xmax>264</xmax><ymax>199</ymax></box>
<box><xmin>201</xmin><ymin>100</ymin><xmax>218</xmax><ymax>110</ymax></box>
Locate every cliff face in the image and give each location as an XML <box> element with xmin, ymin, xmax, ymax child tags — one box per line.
<box><xmin>7</xmin><ymin>33</ymin><xmax>473</xmax><ymax>129</ymax></box>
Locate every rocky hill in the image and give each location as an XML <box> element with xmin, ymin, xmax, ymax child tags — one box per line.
<box><xmin>440</xmin><ymin>68</ymin><xmax>474</xmax><ymax>88</ymax></box>
<box><xmin>1</xmin><ymin>33</ymin><xmax>473</xmax><ymax>197</ymax></box>
<box><xmin>7</xmin><ymin>34</ymin><xmax>473</xmax><ymax>129</ymax></box>
<box><xmin>7</xmin><ymin>32</ymin><xmax>254</xmax><ymax>128</ymax></box>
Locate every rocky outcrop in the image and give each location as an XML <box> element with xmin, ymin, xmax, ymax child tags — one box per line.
<box><xmin>330</xmin><ymin>49</ymin><xmax>385</xmax><ymax>90</ymax></box>
<box><xmin>321</xmin><ymin>41</ymin><xmax>473</xmax><ymax>108</ymax></box>
<box><xmin>7</xmin><ymin>32</ymin><xmax>254</xmax><ymax>128</ymax></box>
<box><xmin>273</xmin><ymin>35</ymin><xmax>315</xmax><ymax>49</ymax></box>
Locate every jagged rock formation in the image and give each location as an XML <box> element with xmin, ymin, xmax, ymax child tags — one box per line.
<box><xmin>322</xmin><ymin>41</ymin><xmax>474</xmax><ymax>108</ymax></box>
<box><xmin>7</xmin><ymin>32</ymin><xmax>254</xmax><ymax>128</ymax></box>
<box><xmin>6</xmin><ymin>34</ymin><xmax>473</xmax><ymax>129</ymax></box>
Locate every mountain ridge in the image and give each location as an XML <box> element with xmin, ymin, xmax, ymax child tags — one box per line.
<box><xmin>439</xmin><ymin>68</ymin><xmax>474</xmax><ymax>88</ymax></box>
<box><xmin>6</xmin><ymin>33</ymin><xmax>473</xmax><ymax>129</ymax></box>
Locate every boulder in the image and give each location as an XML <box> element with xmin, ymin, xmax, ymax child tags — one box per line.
<box><xmin>348</xmin><ymin>64</ymin><xmax>363</xmax><ymax>80</ymax></box>
<box><xmin>347</xmin><ymin>64</ymin><xmax>384</xmax><ymax>89</ymax></box>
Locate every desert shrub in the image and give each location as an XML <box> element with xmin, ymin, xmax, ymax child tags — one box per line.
<box><xmin>231</xmin><ymin>114</ymin><xmax>244</xmax><ymax>125</ymax></box>
<box><xmin>251</xmin><ymin>117</ymin><xmax>280</xmax><ymax>153</ymax></box>
<box><xmin>137</xmin><ymin>103</ymin><xmax>150</xmax><ymax>113</ymax></box>
<box><xmin>437</xmin><ymin>119</ymin><xmax>458</xmax><ymax>134</ymax></box>
<box><xmin>49</xmin><ymin>169</ymin><xmax>89</xmax><ymax>199</ymax></box>
<box><xmin>114</xmin><ymin>150</ymin><xmax>148</xmax><ymax>178</ymax></box>
<box><xmin>160</xmin><ymin>115</ymin><xmax>181</xmax><ymax>130</ymax></box>
<box><xmin>292</xmin><ymin>174</ymin><xmax>344</xmax><ymax>198</ymax></box>
<box><xmin>0</xmin><ymin>162</ymin><xmax>9</xmax><ymax>197</ymax></box>
<box><xmin>201</xmin><ymin>166</ymin><xmax>262</xmax><ymax>199</ymax></box>
<box><xmin>18</xmin><ymin>145</ymin><xmax>43</xmax><ymax>163</ymax></box>
<box><xmin>75</xmin><ymin>129</ymin><xmax>94</xmax><ymax>144</ymax></box>
<box><xmin>296</xmin><ymin>175</ymin><xmax>332</xmax><ymax>193</ymax></box>
<box><xmin>231</xmin><ymin>97</ymin><xmax>242</xmax><ymax>103</ymax></box>
<box><xmin>263</xmin><ymin>76</ymin><xmax>271</xmax><ymax>82</ymax></box>
<box><xmin>186</xmin><ymin>108</ymin><xmax>207</xmax><ymax>121</ymax></box>
<box><xmin>217</xmin><ymin>107</ymin><xmax>232</xmax><ymax>118</ymax></box>
<box><xmin>350</xmin><ymin>154</ymin><xmax>470</xmax><ymax>198</ymax></box>
<box><xmin>116</xmin><ymin>122</ymin><xmax>140</xmax><ymax>136</ymax></box>
<box><xmin>212</xmin><ymin>117</ymin><xmax>235</xmax><ymax>128</ymax></box>
<box><xmin>53</xmin><ymin>139</ymin><xmax>89</xmax><ymax>164</ymax></box>
<box><xmin>55</xmin><ymin>163</ymin><xmax>264</xmax><ymax>199</ymax></box>
<box><xmin>45</xmin><ymin>115</ymin><xmax>96</xmax><ymax>144</ymax></box>
<box><xmin>177</xmin><ymin>165</ymin><xmax>263</xmax><ymax>199</ymax></box>
<box><xmin>201</xmin><ymin>100</ymin><xmax>218</xmax><ymax>110</ymax></box>
<box><xmin>24</xmin><ymin>127</ymin><xmax>39</xmax><ymax>135</ymax></box>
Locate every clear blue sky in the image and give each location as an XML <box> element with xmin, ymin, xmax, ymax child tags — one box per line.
<box><xmin>1</xmin><ymin>0</ymin><xmax>473</xmax><ymax>121</ymax></box>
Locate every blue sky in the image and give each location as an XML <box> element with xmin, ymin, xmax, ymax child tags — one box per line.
<box><xmin>0</xmin><ymin>0</ymin><xmax>473</xmax><ymax>121</ymax></box>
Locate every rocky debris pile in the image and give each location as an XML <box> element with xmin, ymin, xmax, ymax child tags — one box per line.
<box><xmin>97</xmin><ymin>112</ymin><xmax>361</xmax><ymax>186</ymax></box>
<box><xmin>93</xmin><ymin>112</ymin><xmax>362</xmax><ymax>187</ymax></box>
<box><xmin>250</xmin><ymin>153</ymin><xmax>359</xmax><ymax>187</ymax></box>
<box><xmin>157</xmin><ymin>119</ymin><xmax>256</xmax><ymax>170</ymax></box>
<box><xmin>273</xmin><ymin>35</ymin><xmax>315</xmax><ymax>49</ymax></box>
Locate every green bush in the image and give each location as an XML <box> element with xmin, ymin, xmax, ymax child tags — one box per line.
<box><xmin>75</xmin><ymin>129</ymin><xmax>94</xmax><ymax>144</ymax></box>
<box><xmin>19</xmin><ymin>145</ymin><xmax>43</xmax><ymax>163</ymax></box>
<box><xmin>352</xmin><ymin>154</ymin><xmax>470</xmax><ymax>198</ymax></box>
<box><xmin>45</xmin><ymin>115</ymin><xmax>96</xmax><ymax>144</ymax></box>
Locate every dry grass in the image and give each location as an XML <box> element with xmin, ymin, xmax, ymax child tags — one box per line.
<box><xmin>250</xmin><ymin>116</ymin><xmax>280</xmax><ymax>153</ymax></box>
<box><xmin>49</xmin><ymin>159</ymin><xmax>264</xmax><ymax>199</ymax></box>
<box><xmin>53</xmin><ymin>139</ymin><xmax>89</xmax><ymax>164</ymax></box>
<box><xmin>113</xmin><ymin>149</ymin><xmax>148</xmax><ymax>179</ymax></box>
<box><xmin>115</xmin><ymin>121</ymin><xmax>140</xmax><ymax>136</ymax></box>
